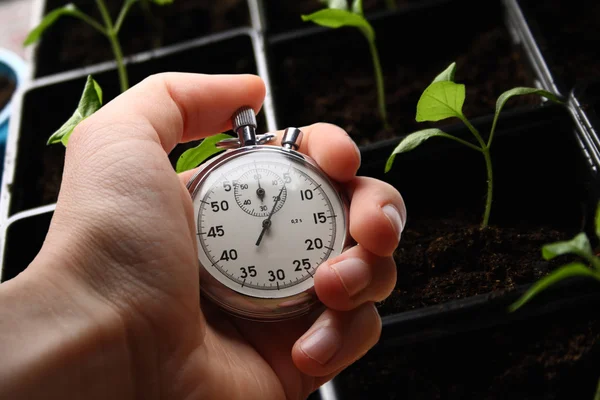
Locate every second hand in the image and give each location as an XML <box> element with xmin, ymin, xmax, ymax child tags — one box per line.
<box><xmin>256</xmin><ymin>182</ymin><xmax>286</xmax><ymax>246</ymax></box>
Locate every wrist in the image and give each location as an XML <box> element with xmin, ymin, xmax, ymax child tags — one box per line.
<box><xmin>0</xmin><ymin>259</ymin><xmax>136</xmax><ymax>399</ymax></box>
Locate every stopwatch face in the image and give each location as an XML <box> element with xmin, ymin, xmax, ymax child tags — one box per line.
<box><xmin>188</xmin><ymin>146</ymin><xmax>348</xmax><ymax>319</ymax></box>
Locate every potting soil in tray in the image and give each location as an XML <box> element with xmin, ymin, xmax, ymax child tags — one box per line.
<box><xmin>34</xmin><ymin>0</ymin><xmax>250</xmax><ymax>77</ymax></box>
<box><xmin>270</xmin><ymin>1</ymin><xmax>538</xmax><ymax>146</ymax></box>
<box><xmin>377</xmin><ymin>209</ymin><xmax>574</xmax><ymax>316</ymax></box>
<box><xmin>360</xmin><ymin>104</ymin><xmax>593</xmax><ymax>317</ymax></box>
<box><xmin>335</xmin><ymin>307</ymin><xmax>600</xmax><ymax>399</ymax></box>
<box><xmin>0</xmin><ymin>75</ymin><xmax>16</xmax><ymax>111</ymax></box>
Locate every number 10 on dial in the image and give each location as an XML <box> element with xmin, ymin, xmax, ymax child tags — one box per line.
<box><xmin>186</xmin><ymin>107</ymin><xmax>350</xmax><ymax>321</ymax></box>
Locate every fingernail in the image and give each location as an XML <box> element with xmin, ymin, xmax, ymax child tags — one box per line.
<box><xmin>382</xmin><ymin>204</ymin><xmax>404</xmax><ymax>241</ymax></box>
<box><xmin>300</xmin><ymin>326</ymin><xmax>342</xmax><ymax>365</ymax></box>
<box><xmin>330</xmin><ymin>258</ymin><xmax>371</xmax><ymax>297</ymax></box>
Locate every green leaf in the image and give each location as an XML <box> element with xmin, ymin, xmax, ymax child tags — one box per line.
<box><xmin>542</xmin><ymin>232</ymin><xmax>593</xmax><ymax>260</ymax></box>
<box><xmin>595</xmin><ymin>202</ymin><xmax>600</xmax><ymax>241</ymax></box>
<box><xmin>319</xmin><ymin>0</ymin><xmax>348</xmax><ymax>10</ymax></box>
<box><xmin>23</xmin><ymin>4</ymin><xmax>79</xmax><ymax>45</ymax></box>
<box><xmin>509</xmin><ymin>263</ymin><xmax>600</xmax><ymax>312</ymax></box>
<box><xmin>493</xmin><ymin>87</ymin><xmax>562</xmax><ymax>127</ymax></box>
<box><xmin>175</xmin><ymin>134</ymin><xmax>232</xmax><ymax>173</ymax></box>
<box><xmin>487</xmin><ymin>87</ymin><xmax>563</xmax><ymax>147</ymax></box>
<box><xmin>432</xmin><ymin>62</ymin><xmax>456</xmax><ymax>83</ymax></box>
<box><xmin>301</xmin><ymin>9</ymin><xmax>374</xmax><ymax>42</ymax></box>
<box><xmin>386</xmin><ymin>129</ymin><xmax>452</xmax><ymax>172</ymax></box>
<box><xmin>352</xmin><ymin>0</ymin><xmax>364</xmax><ymax>15</ymax></box>
<box><xmin>47</xmin><ymin>75</ymin><xmax>103</xmax><ymax>146</ymax></box>
<box><xmin>148</xmin><ymin>0</ymin><xmax>173</xmax><ymax>4</ymax></box>
<box><xmin>416</xmin><ymin>81</ymin><xmax>466</xmax><ymax>122</ymax></box>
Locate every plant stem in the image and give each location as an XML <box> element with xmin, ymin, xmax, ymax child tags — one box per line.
<box><xmin>109</xmin><ymin>35</ymin><xmax>128</xmax><ymax>92</ymax></box>
<box><xmin>459</xmin><ymin>116</ymin><xmax>487</xmax><ymax>149</ymax></box>
<box><xmin>367</xmin><ymin>39</ymin><xmax>389</xmax><ymax>130</ymax></box>
<box><xmin>456</xmin><ymin>116</ymin><xmax>494</xmax><ymax>227</ymax></box>
<box><xmin>71</xmin><ymin>10</ymin><xmax>108</xmax><ymax>35</ymax></box>
<box><xmin>96</xmin><ymin>0</ymin><xmax>129</xmax><ymax>92</ymax></box>
<box><xmin>481</xmin><ymin>146</ymin><xmax>493</xmax><ymax>228</ymax></box>
<box><xmin>385</xmin><ymin>0</ymin><xmax>397</xmax><ymax>10</ymax></box>
<box><xmin>114</xmin><ymin>0</ymin><xmax>137</xmax><ymax>34</ymax></box>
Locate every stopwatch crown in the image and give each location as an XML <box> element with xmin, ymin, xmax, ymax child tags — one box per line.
<box><xmin>232</xmin><ymin>106</ymin><xmax>257</xmax><ymax>132</ymax></box>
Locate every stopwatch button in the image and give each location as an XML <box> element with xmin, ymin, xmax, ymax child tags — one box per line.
<box><xmin>281</xmin><ymin>127</ymin><xmax>303</xmax><ymax>150</ymax></box>
<box><xmin>232</xmin><ymin>106</ymin><xmax>257</xmax><ymax>131</ymax></box>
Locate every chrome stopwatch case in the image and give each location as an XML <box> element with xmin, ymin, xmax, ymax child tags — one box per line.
<box><xmin>186</xmin><ymin>106</ymin><xmax>351</xmax><ymax>321</ymax></box>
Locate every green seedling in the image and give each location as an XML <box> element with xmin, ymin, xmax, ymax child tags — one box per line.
<box><xmin>48</xmin><ymin>74</ymin><xmax>228</xmax><ymax>170</ymax></box>
<box><xmin>175</xmin><ymin>133</ymin><xmax>232</xmax><ymax>173</ymax></box>
<box><xmin>509</xmin><ymin>201</ymin><xmax>600</xmax><ymax>400</ymax></box>
<box><xmin>302</xmin><ymin>0</ymin><xmax>389</xmax><ymax>129</ymax></box>
<box><xmin>46</xmin><ymin>75</ymin><xmax>103</xmax><ymax>146</ymax></box>
<box><xmin>25</xmin><ymin>0</ymin><xmax>172</xmax><ymax>147</ymax></box>
<box><xmin>510</xmin><ymin>201</ymin><xmax>600</xmax><ymax>312</ymax></box>
<box><xmin>24</xmin><ymin>0</ymin><xmax>172</xmax><ymax>92</ymax></box>
<box><xmin>385</xmin><ymin>62</ymin><xmax>562</xmax><ymax>228</ymax></box>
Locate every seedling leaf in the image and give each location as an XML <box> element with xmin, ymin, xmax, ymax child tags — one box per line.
<box><xmin>386</xmin><ymin>129</ymin><xmax>452</xmax><ymax>172</ymax></box>
<box><xmin>47</xmin><ymin>75</ymin><xmax>103</xmax><ymax>146</ymax></box>
<box><xmin>301</xmin><ymin>9</ymin><xmax>374</xmax><ymax>42</ymax></box>
<box><xmin>319</xmin><ymin>0</ymin><xmax>348</xmax><ymax>10</ymax></box>
<box><xmin>542</xmin><ymin>232</ymin><xmax>593</xmax><ymax>260</ymax></box>
<box><xmin>24</xmin><ymin>4</ymin><xmax>79</xmax><ymax>45</ymax></box>
<box><xmin>509</xmin><ymin>262</ymin><xmax>600</xmax><ymax>312</ymax></box>
<box><xmin>495</xmin><ymin>87</ymin><xmax>562</xmax><ymax>119</ymax></box>
<box><xmin>431</xmin><ymin>62</ymin><xmax>456</xmax><ymax>83</ymax></box>
<box><xmin>148</xmin><ymin>0</ymin><xmax>173</xmax><ymax>5</ymax></box>
<box><xmin>416</xmin><ymin>81</ymin><xmax>465</xmax><ymax>122</ymax></box>
<box><xmin>352</xmin><ymin>0</ymin><xmax>364</xmax><ymax>15</ymax></box>
<box><xmin>175</xmin><ymin>134</ymin><xmax>232</xmax><ymax>173</ymax></box>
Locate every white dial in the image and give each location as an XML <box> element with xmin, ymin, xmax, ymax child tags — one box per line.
<box><xmin>191</xmin><ymin>148</ymin><xmax>347</xmax><ymax>300</ymax></box>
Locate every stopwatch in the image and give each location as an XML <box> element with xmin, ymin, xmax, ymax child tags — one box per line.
<box><xmin>186</xmin><ymin>106</ymin><xmax>351</xmax><ymax>321</ymax></box>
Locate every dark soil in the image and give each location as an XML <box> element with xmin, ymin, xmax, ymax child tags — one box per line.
<box><xmin>521</xmin><ymin>0</ymin><xmax>600</xmax><ymax>94</ymax></box>
<box><xmin>335</xmin><ymin>307</ymin><xmax>600</xmax><ymax>399</ymax></box>
<box><xmin>269</xmin><ymin>1</ymin><xmax>538</xmax><ymax>146</ymax></box>
<box><xmin>376</xmin><ymin>210</ymin><xmax>574</xmax><ymax>316</ymax></box>
<box><xmin>263</xmin><ymin>0</ymin><xmax>420</xmax><ymax>35</ymax></box>
<box><xmin>35</xmin><ymin>0</ymin><xmax>250</xmax><ymax>77</ymax></box>
<box><xmin>0</xmin><ymin>75</ymin><xmax>16</xmax><ymax>111</ymax></box>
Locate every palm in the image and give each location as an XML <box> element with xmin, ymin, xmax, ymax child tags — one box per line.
<box><xmin>198</xmin><ymin>305</ymin><xmax>318</xmax><ymax>400</ymax></box>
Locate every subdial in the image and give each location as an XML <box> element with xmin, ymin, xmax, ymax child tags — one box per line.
<box><xmin>233</xmin><ymin>168</ymin><xmax>287</xmax><ymax>217</ymax></box>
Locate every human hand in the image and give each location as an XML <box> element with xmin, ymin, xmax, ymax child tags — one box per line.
<box><xmin>0</xmin><ymin>73</ymin><xmax>405</xmax><ymax>399</ymax></box>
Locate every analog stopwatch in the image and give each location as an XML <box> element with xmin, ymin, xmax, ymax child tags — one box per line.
<box><xmin>186</xmin><ymin>106</ymin><xmax>351</xmax><ymax>321</ymax></box>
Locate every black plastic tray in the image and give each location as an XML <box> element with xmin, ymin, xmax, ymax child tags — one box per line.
<box><xmin>360</xmin><ymin>102</ymin><xmax>600</xmax><ymax>333</ymax></box>
<box><xmin>4</xmin><ymin>30</ymin><xmax>268</xmax><ymax>217</ymax></box>
<box><xmin>30</xmin><ymin>0</ymin><xmax>253</xmax><ymax>78</ymax></box>
<box><xmin>265</xmin><ymin>0</ymin><xmax>542</xmax><ymax>147</ymax></box>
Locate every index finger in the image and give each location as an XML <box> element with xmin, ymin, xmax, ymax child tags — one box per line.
<box><xmin>178</xmin><ymin>123</ymin><xmax>362</xmax><ymax>185</ymax></box>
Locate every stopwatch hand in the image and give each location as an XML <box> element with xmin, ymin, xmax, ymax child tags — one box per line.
<box><xmin>255</xmin><ymin>184</ymin><xmax>285</xmax><ymax>246</ymax></box>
